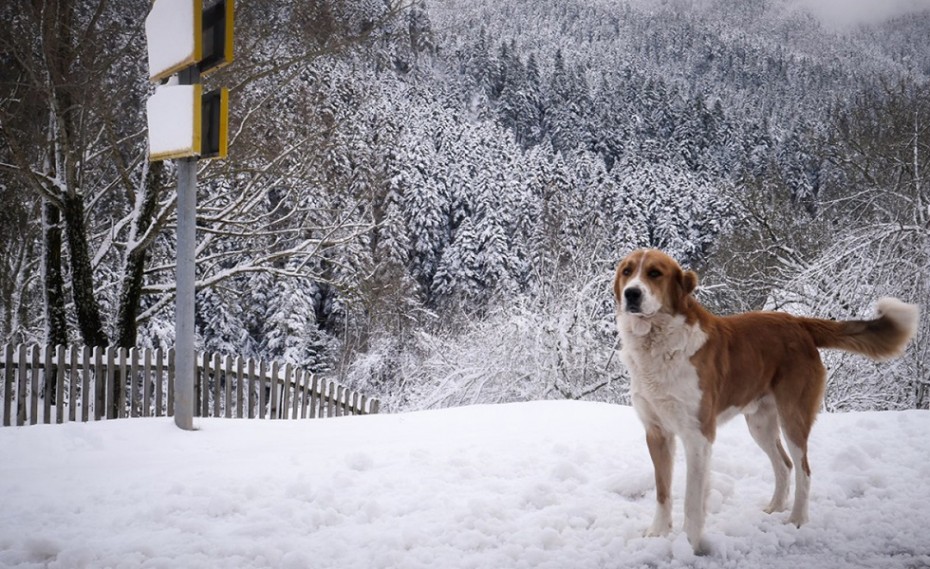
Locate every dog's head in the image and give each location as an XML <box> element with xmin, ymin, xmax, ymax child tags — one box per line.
<box><xmin>613</xmin><ymin>249</ymin><xmax>698</xmax><ymax>319</ymax></box>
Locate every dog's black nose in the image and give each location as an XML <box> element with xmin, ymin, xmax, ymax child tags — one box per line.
<box><xmin>624</xmin><ymin>287</ymin><xmax>642</xmax><ymax>311</ymax></box>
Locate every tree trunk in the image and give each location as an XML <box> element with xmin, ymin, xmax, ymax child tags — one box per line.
<box><xmin>115</xmin><ymin>162</ymin><xmax>165</xmax><ymax>348</ymax></box>
<box><xmin>61</xmin><ymin>192</ymin><xmax>108</xmax><ymax>347</ymax></box>
<box><xmin>43</xmin><ymin>201</ymin><xmax>69</xmax><ymax>346</ymax></box>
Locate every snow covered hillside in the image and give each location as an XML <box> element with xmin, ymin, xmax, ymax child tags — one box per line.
<box><xmin>1</xmin><ymin>401</ymin><xmax>928</xmax><ymax>568</ymax></box>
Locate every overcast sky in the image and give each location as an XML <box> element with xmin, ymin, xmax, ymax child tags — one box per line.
<box><xmin>791</xmin><ymin>0</ymin><xmax>930</xmax><ymax>28</ymax></box>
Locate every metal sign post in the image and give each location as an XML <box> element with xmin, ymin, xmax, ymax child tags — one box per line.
<box><xmin>174</xmin><ymin>157</ymin><xmax>197</xmax><ymax>430</ymax></box>
<box><xmin>145</xmin><ymin>0</ymin><xmax>232</xmax><ymax>430</ymax></box>
<box><xmin>173</xmin><ymin>64</ymin><xmax>200</xmax><ymax>431</ymax></box>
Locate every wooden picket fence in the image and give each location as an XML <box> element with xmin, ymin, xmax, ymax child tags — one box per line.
<box><xmin>0</xmin><ymin>344</ymin><xmax>379</xmax><ymax>427</ymax></box>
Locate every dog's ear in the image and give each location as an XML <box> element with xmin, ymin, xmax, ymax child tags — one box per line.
<box><xmin>613</xmin><ymin>264</ymin><xmax>623</xmax><ymax>303</ymax></box>
<box><xmin>680</xmin><ymin>270</ymin><xmax>698</xmax><ymax>296</ymax></box>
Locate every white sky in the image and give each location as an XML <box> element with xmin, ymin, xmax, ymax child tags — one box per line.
<box><xmin>791</xmin><ymin>0</ymin><xmax>930</xmax><ymax>28</ymax></box>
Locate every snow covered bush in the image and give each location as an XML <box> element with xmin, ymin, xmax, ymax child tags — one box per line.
<box><xmin>341</xmin><ymin>267</ymin><xmax>629</xmax><ymax>411</ymax></box>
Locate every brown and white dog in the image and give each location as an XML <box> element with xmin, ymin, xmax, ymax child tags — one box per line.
<box><xmin>613</xmin><ymin>249</ymin><xmax>918</xmax><ymax>552</ymax></box>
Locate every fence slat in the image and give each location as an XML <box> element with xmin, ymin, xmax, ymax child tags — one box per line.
<box><xmin>223</xmin><ymin>354</ymin><xmax>235</xmax><ymax>419</ymax></box>
<box><xmin>308</xmin><ymin>374</ymin><xmax>317</xmax><ymax>417</ymax></box>
<box><xmin>29</xmin><ymin>346</ymin><xmax>40</xmax><ymax>425</ymax></box>
<box><xmin>198</xmin><ymin>352</ymin><xmax>208</xmax><ymax>418</ymax></box>
<box><xmin>154</xmin><ymin>349</ymin><xmax>164</xmax><ymax>417</ymax></box>
<box><xmin>167</xmin><ymin>348</ymin><xmax>176</xmax><ymax>417</ymax></box>
<box><xmin>42</xmin><ymin>345</ymin><xmax>52</xmax><ymax>424</ymax></box>
<box><xmin>3</xmin><ymin>343</ymin><xmax>13</xmax><ymax>427</ymax></box>
<box><xmin>259</xmin><ymin>360</ymin><xmax>268</xmax><ymax>419</ymax></box>
<box><xmin>105</xmin><ymin>348</ymin><xmax>116</xmax><ymax>420</ymax></box>
<box><xmin>296</xmin><ymin>370</ymin><xmax>306</xmax><ymax>419</ymax></box>
<box><xmin>56</xmin><ymin>345</ymin><xmax>66</xmax><ymax>423</ymax></box>
<box><xmin>81</xmin><ymin>346</ymin><xmax>91</xmax><ymax>422</ymax></box>
<box><xmin>247</xmin><ymin>358</ymin><xmax>256</xmax><ymax>419</ymax></box>
<box><xmin>69</xmin><ymin>345</ymin><xmax>79</xmax><ymax>423</ymax></box>
<box><xmin>282</xmin><ymin>364</ymin><xmax>293</xmax><ymax>420</ymax></box>
<box><xmin>130</xmin><ymin>348</ymin><xmax>140</xmax><ymax>418</ymax></box>
<box><xmin>14</xmin><ymin>345</ymin><xmax>23</xmax><ymax>426</ymax></box>
<box><xmin>17</xmin><ymin>344</ymin><xmax>27</xmax><ymax>426</ymax></box>
<box><xmin>269</xmin><ymin>361</ymin><xmax>279</xmax><ymax>420</ymax></box>
<box><xmin>289</xmin><ymin>366</ymin><xmax>299</xmax><ymax>420</ymax></box>
<box><xmin>300</xmin><ymin>372</ymin><xmax>311</xmax><ymax>419</ymax></box>
<box><xmin>327</xmin><ymin>381</ymin><xmax>335</xmax><ymax>418</ymax></box>
<box><xmin>211</xmin><ymin>352</ymin><xmax>221</xmax><ymax>418</ymax></box>
<box><xmin>142</xmin><ymin>349</ymin><xmax>152</xmax><ymax>418</ymax></box>
<box><xmin>119</xmin><ymin>348</ymin><xmax>129</xmax><ymax>419</ymax></box>
<box><xmin>92</xmin><ymin>347</ymin><xmax>102</xmax><ymax>421</ymax></box>
<box><xmin>235</xmin><ymin>356</ymin><xmax>244</xmax><ymax>419</ymax></box>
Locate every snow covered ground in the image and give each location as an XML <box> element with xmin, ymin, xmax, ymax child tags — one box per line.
<box><xmin>1</xmin><ymin>400</ymin><xmax>928</xmax><ymax>569</ymax></box>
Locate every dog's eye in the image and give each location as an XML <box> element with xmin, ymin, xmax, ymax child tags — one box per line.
<box><xmin>647</xmin><ymin>269</ymin><xmax>662</xmax><ymax>278</ymax></box>
<box><xmin>621</xmin><ymin>267</ymin><xmax>633</xmax><ymax>276</ymax></box>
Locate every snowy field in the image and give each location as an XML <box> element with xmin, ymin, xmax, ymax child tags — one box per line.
<box><xmin>1</xmin><ymin>400</ymin><xmax>929</xmax><ymax>569</ymax></box>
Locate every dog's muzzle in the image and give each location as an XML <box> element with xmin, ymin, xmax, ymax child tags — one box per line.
<box><xmin>624</xmin><ymin>287</ymin><xmax>643</xmax><ymax>314</ymax></box>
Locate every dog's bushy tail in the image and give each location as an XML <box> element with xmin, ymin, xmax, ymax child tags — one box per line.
<box><xmin>801</xmin><ymin>298</ymin><xmax>919</xmax><ymax>360</ymax></box>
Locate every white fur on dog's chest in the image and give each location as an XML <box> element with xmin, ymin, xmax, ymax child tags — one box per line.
<box><xmin>619</xmin><ymin>314</ymin><xmax>708</xmax><ymax>434</ymax></box>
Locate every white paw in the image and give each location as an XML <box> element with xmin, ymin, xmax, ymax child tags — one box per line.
<box><xmin>645</xmin><ymin>521</ymin><xmax>672</xmax><ymax>537</ymax></box>
<box><xmin>763</xmin><ymin>501</ymin><xmax>788</xmax><ymax>514</ymax></box>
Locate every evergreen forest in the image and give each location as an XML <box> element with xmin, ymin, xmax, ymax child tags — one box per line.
<box><xmin>1</xmin><ymin>0</ymin><xmax>928</xmax><ymax>411</ymax></box>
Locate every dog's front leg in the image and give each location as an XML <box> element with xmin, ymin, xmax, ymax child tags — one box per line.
<box><xmin>645</xmin><ymin>425</ymin><xmax>675</xmax><ymax>536</ymax></box>
<box><xmin>682</xmin><ymin>434</ymin><xmax>712</xmax><ymax>552</ymax></box>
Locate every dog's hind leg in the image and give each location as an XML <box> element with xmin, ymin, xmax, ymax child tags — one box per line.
<box><xmin>745</xmin><ymin>395</ymin><xmax>792</xmax><ymax>513</ymax></box>
<box><xmin>774</xmin><ymin>360</ymin><xmax>826</xmax><ymax>528</ymax></box>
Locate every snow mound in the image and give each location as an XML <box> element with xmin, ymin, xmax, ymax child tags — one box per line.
<box><xmin>1</xmin><ymin>401</ymin><xmax>929</xmax><ymax>568</ymax></box>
